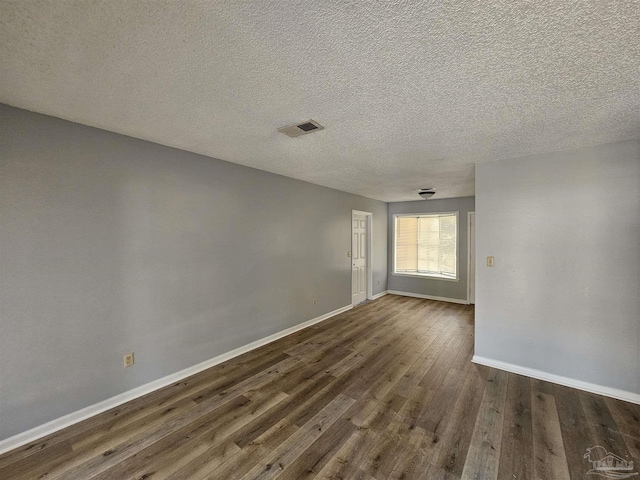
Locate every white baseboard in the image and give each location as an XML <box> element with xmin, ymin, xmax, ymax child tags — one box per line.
<box><xmin>472</xmin><ymin>355</ymin><xmax>640</xmax><ymax>405</ymax></box>
<box><xmin>387</xmin><ymin>290</ymin><xmax>469</xmax><ymax>305</ymax></box>
<box><xmin>370</xmin><ymin>290</ymin><xmax>388</xmax><ymax>300</ymax></box>
<box><xmin>0</xmin><ymin>304</ymin><xmax>352</xmax><ymax>455</ymax></box>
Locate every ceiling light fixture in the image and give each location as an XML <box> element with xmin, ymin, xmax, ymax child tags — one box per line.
<box><xmin>418</xmin><ymin>188</ymin><xmax>436</xmax><ymax>200</ymax></box>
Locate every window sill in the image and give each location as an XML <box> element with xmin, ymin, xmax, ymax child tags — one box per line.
<box><xmin>392</xmin><ymin>273</ymin><xmax>460</xmax><ymax>282</ymax></box>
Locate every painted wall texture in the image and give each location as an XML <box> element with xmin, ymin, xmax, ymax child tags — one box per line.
<box><xmin>0</xmin><ymin>104</ymin><xmax>388</xmax><ymax>440</ymax></box>
<box><xmin>475</xmin><ymin>140</ymin><xmax>640</xmax><ymax>396</ymax></box>
<box><xmin>387</xmin><ymin>197</ymin><xmax>475</xmax><ymax>301</ymax></box>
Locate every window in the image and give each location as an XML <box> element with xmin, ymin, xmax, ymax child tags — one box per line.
<box><xmin>394</xmin><ymin>212</ymin><xmax>458</xmax><ymax>280</ymax></box>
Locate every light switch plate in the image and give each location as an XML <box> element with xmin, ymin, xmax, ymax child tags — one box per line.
<box><xmin>486</xmin><ymin>256</ymin><xmax>495</xmax><ymax>267</ymax></box>
<box><xmin>123</xmin><ymin>353</ymin><xmax>134</xmax><ymax>367</ymax></box>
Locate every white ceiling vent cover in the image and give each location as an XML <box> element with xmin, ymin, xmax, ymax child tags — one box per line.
<box><xmin>278</xmin><ymin>119</ymin><xmax>324</xmax><ymax>138</ymax></box>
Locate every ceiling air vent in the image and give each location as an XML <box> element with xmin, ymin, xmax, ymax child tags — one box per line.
<box><xmin>278</xmin><ymin>119</ymin><xmax>324</xmax><ymax>138</ymax></box>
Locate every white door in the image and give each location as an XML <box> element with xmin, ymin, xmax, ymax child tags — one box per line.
<box><xmin>468</xmin><ymin>212</ymin><xmax>476</xmax><ymax>304</ymax></box>
<box><xmin>352</xmin><ymin>213</ymin><xmax>368</xmax><ymax>306</ymax></box>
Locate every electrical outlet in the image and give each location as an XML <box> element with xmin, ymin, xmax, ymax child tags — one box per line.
<box><xmin>312</xmin><ymin>298</ymin><xmax>317</xmax><ymax>307</ymax></box>
<box><xmin>123</xmin><ymin>353</ymin><xmax>134</xmax><ymax>367</ymax></box>
<box><xmin>377</xmin><ymin>280</ymin><xmax>381</xmax><ymax>286</ymax></box>
<box><xmin>486</xmin><ymin>256</ymin><xmax>495</xmax><ymax>267</ymax></box>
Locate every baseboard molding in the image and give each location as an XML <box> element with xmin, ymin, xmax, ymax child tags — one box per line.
<box><xmin>472</xmin><ymin>355</ymin><xmax>640</xmax><ymax>405</ymax></box>
<box><xmin>387</xmin><ymin>290</ymin><xmax>469</xmax><ymax>305</ymax></box>
<box><xmin>370</xmin><ymin>290</ymin><xmax>388</xmax><ymax>300</ymax></box>
<box><xmin>0</xmin><ymin>304</ymin><xmax>352</xmax><ymax>455</ymax></box>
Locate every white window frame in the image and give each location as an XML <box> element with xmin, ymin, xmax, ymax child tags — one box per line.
<box><xmin>392</xmin><ymin>212</ymin><xmax>460</xmax><ymax>282</ymax></box>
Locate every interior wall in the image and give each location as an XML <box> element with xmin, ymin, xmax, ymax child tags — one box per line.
<box><xmin>387</xmin><ymin>197</ymin><xmax>475</xmax><ymax>301</ymax></box>
<box><xmin>475</xmin><ymin>140</ymin><xmax>640</xmax><ymax>396</ymax></box>
<box><xmin>0</xmin><ymin>104</ymin><xmax>388</xmax><ymax>440</ymax></box>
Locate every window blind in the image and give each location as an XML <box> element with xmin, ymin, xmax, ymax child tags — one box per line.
<box><xmin>395</xmin><ymin>214</ymin><xmax>457</xmax><ymax>277</ymax></box>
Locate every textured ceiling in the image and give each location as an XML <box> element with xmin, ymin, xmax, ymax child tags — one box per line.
<box><xmin>1</xmin><ymin>1</ymin><xmax>639</xmax><ymax>202</ymax></box>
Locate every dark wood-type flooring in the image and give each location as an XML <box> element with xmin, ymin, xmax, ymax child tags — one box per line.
<box><xmin>1</xmin><ymin>295</ymin><xmax>638</xmax><ymax>479</ymax></box>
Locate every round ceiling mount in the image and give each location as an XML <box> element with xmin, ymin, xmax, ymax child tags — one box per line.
<box><xmin>418</xmin><ymin>188</ymin><xmax>436</xmax><ymax>200</ymax></box>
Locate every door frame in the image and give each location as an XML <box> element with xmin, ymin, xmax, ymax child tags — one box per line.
<box><xmin>467</xmin><ymin>211</ymin><xmax>476</xmax><ymax>304</ymax></box>
<box><xmin>352</xmin><ymin>210</ymin><xmax>373</xmax><ymax>302</ymax></box>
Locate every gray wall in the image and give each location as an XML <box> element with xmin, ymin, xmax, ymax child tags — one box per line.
<box><xmin>387</xmin><ymin>197</ymin><xmax>475</xmax><ymax>301</ymax></box>
<box><xmin>0</xmin><ymin>104</ymin><xmax>388</xmax><ymax>440</ymax></box>
<box><xmin>475</xmin><ymin>140</ymin><xmax>640</xmax><ymax>396</ymax></box>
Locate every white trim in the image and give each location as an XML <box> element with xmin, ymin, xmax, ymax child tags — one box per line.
<box><xmin>370</xmin><ymin>290</ymin><xmax>388</xmax><ymax>300</ymax></box>
<box><xmin>467</xmin><ymin>212</ymin><xmax>475</xmax><ymax>304</ymax></box>
<box><xmin>472</xmin><ymin>355</ymin><xmax>640</xmax><ymax>405</ymax></box>
<box><xmin>391</xmin><ymin>272</ymin><xmax>459</xmax><ymax>282</ymax></box>
<box><xmin>0</xmin><ymin>304</ymin><xmax>352</xmax><ymax>455</ymax></box>
<box><xmin>387</xmin><ymin>290</ymin><xmax>468</xmax><ymax>305</ymax></box>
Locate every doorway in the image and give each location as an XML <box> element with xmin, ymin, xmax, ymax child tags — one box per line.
<box><xmin>467</xmin><ymin>212</ymin><xmax>476</xmax><ymax>304</ymax></box>
<box><xmin>352</xmin><ymin>210</ymin><xmax>372</xmax><ymax>306</ymax></box>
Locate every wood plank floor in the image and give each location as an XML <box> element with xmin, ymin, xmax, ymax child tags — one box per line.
<box><xmin>1</xmin><ymin>295</ymin><xmax>638</xmax><ymax>479</ymax></box>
